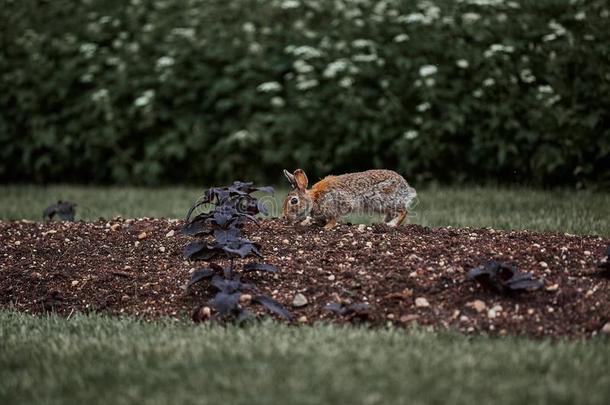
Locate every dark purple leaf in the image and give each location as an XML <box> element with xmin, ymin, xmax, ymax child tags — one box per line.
<box><xmin>43</xmin><ymin>200</ymin><xmax>76</xmax><ymax>222</ymax></box>
<box><xmin>243</xmin><ymin>263</ymin><xmax>278</xmax><ymax>273</ymax></box>
<box><xmin>185</xmin><ymin>268</ymin><xmax>216</xmax><ymax>290</ymax></box>
<box><xmin>183</xmin><ymin>242</ymin><xmax>219</xmax><ymax>261</ymax></box>
<box><xmin>209</xmin><ymin>291</ymin><xmax>241</xmax><ymax>316</ymax></box>
<box><xmin>467</xmin><ymin>261</ymin><xmax>542</xmax><ymax>293</ymax></box>
<box><xmin>211</xmin><ymin>275</ymin><xmax>254</xmax><ymax>293</ymax></box>
<box><xmin>253</xmin><ymin>295</ymin><xmax>292</xmax><ymax>320</ymax></box>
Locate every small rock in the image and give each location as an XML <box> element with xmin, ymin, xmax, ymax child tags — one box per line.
<box><xmin>357</xmin><ymin>224</ymin><xmax>366</xmax><ymax>232</ymax></box>
<box><xmin>365</xmin><ymin>241</ymin><xmax>372</xmax><ymax>248</ymax></box>
<box><xmin>282</xmin><ymin>239</ymin><xmax>289</xmax><ymax>244</ymax></box>
<box><xmin>30</xmin><ymin>272</ymin><xmax>42</xmax><ymax>279</ymax></box>
<box><xmin>327</xmin><ymin>274</ymin><xmax>336</xmax><ymax>281</ymax></box>
<box><xmin>386</xmin><ymin>313</ymin><xmax>395</xmax><ymax>320</ymax></box>
<box><xmin>400</xmin><ymin>314</ymin><xmax>419</xmax><ymax>323</ymax></box>
<box><xmin>71</xmin><ymin>280</ymin><xmax>79</xmax><ymax>287</ymax></box>
<box><xmin>14</xmin><ymin>240</ymin><xmax>21</xmax><ymax>246</ymax></box>
<box><xmin>546</xmin><ymin>283</ymin><xmax>559</xmax><ymax>292</ymax></box>
<box><xmin>415</xmin><ymin>297</ymin><xmax>430</xmax><ymax>308</ymax></box>
<box><xmin>602</xmin><ymin>322</ymin><xmax>610</xmax><ymax>335</ymax></box>
<box><xmin>584</xmin><ymin>250</ymin><xmax>591</xmax><ymax>256</ymax></box>
<box><xmin>472</xmin><ymin>300</ymin><xmax>486</xmax><ymax>313</ymax></box>
<box><xmin>539</xmin><ymin>261</ymin><xmax>548</xmax><ymax>268</ymax></box>
<box><xmin>158</xmin><ymin>246</ymin><xmax>166</xmax><ymax>253</ymax></box>
<box><xmin>110</xmin><ymin>223</ymin><xmax>121</xmax><ymax>231</ymax></box>
<box><xmin>297</xmin><ymin>316</ymin><xmax>308</xmax><ymax>323</ymax></box>
<box><xmin>121</xmin><ymin>295</ymin><xmax>130</xmax><ymax>301</ymax></box>
<box><xmin>292</xmin><ymin>293</ymin><xmax>308</xmax><ymax>307</ymax></box>
<box><xmin>165</xmin><ymin>230</ymin><xmax>175</xmax><ymax>238</ymax></box>
<box><xmin>137</xmin><ymin>232</ymin><xmax>147</xmax><ymax>240</ymax></box>
<box><xmin>239</xmin><ymin>294</ymin><xmax>252</xmax><ymax>305</ymax></box>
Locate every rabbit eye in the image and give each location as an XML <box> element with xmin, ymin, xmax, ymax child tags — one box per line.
<box><xmin>290</xmin><ymin>197</ymin><xmax>299</xmax><ymax>205</ymax></box>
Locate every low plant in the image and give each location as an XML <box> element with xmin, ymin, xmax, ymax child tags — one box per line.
<box><xmin>182</xmin><ymin>181</ymin><xmax>291</xmax><ymax>322</ymax></box>
<box><xmin>467</xmin><ymin>261</ymin><xmax>543</xmax><ymax>293</ymax></box>
<box><xmin>43</xmin><ymin>200</ymin><xmax>76</xmax><ymax>222</ymax></box>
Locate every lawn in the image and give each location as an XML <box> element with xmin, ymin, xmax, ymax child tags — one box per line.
<box><xmin>1</xmin><ymin>185</ymin><xmax>609</xmax><ymax>405</ymax></box>
<box><xmin>1</xmin><ymin>184</ymin><xmax>609</xmax><ymax>235</ymax></box>
<box><xmin>1</xmin><ymin>312</ymin><xmax>609</xmax><ymax>405</ymax></box>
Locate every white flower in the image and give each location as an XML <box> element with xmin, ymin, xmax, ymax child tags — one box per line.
<box><xmin>483</xmin><ymin>43</ymin><xmax>515</xmax><ymax>58</ymax></box>
<box><xmin>134</xmin><ymin>89</ymin><xmax>155</xmax><ymax>107</ymax></box>
<box><xmin>323</xmin><ymin>59</ymin><xmax>350</xmax><ymax>78</ymax></box>
<box><xmin>79</xmin><ymin>43</ymin><xmax>98</xmax><ymax>58</ymax></box>
<box><xmin>416</xmin><ymin>102</ymin><xmax>431</xmax><ymax>112</ymax></box>
<box><xmin>419</xmin><ymin>65</ymin><xmax>438</xmax><ymax>77</ymax></box>
<box><xmin>296</xmin><ymin>78</ymin><xmax>319</xmax><ymax>91</ymax></box>
<box><xmin>257</xmin><ymin>81</ymin><xmax>282</xmax><ymax>93</ymax></box>
<box><xmin>293</xmin><ymin>60</ymin><xmax>314</xmax><ymax>74</ymax></box>
<box><xmin>393</xmin><ymin>33</ymin><xmax>409</xmax><ymax>43</ymax></box>
<box><xmin>271</xmin><ymin>96</ymin><xmax>285</xmax><ymax>108</ymax></box>
<box><xmin>537</xmin><ymin>85</ymin><xmax>553</xmax><ymax>94</ymax></box>
<box><xmin>171</xmin><ymin>27</ymin><xmax>196</xmax><ymax>39</ymax></box>
<box><xmin>456</xmin><ymin>59</ymin><xmax>469</xmax><ymax>69</ymax></box>
<box><xmin>352</xmin><ymin>54</ymin><xmax>378</xmax><ymax>63</ymax></box>
<box><xmin>473</xmin><ymin>89</ymin><xmax>483</xmax><ymax>98</ymax></box>
<box><xmin>156</xmin><ymin>56</ymin><xmax>175</xmax><ymax>69</ymax></box>
<box><xmin>425</xmin><ymin>78</ymin><xmax>435</xmax><ymax>87</ymax></box>
<box><xmin>403</xmin><ymin>130</ymin><xmax>419</xmax><ymax>140</ymax></box>
<box><xmin>287</xmin><ymin>45</ymin><xmax>322</xmax><ymax>59</ymax></box>
<box><xmin>399</xmin><ymin>13</ymin><xmax>427</xmax><ymax>24</ymax></box>
<box><xmin>520</xmin><ymin>68</ymin><xmax>536</xmax><ymax>83</ymax></box>
<box><xmin>249</xmin><ymin>42</ymin><xmax>262</xmax><ymax>54</ymax></box>
<box><xmin>542</xmin><ymin>33</ymin><xmax>557</xmax><ymax>42</ymax></box>
<box><xmin>483</xmin><ymin>78</ymin><xmax>495</xmax><ymax>87</ymax></box>
<box><xmin>339</xmin><ymin>77</ymin><xmax>354</xmax><ymax>88</ymax></box>
<box><xmin>352</xmin><ymin>39</ymin><xmax>375</xmax><ymax>48</ymax></box>
<box><xmin>462</xmin><ymin>12</ymin><xmax>481</xmax><ymax>23</ymax></box>
<box><xmin>280</xmin><ymin>0</ymin><xmax>300</xmax><ymax>9</ymax></box>
<box><xmin>242</xmin><ymin>22</ymin><xmax>256</xmax><ymax>34</ymax></box>
<box><xmin>91</xmin><ymin>88</ymin><xmax>109</xmax><ymax>103</ymax></box>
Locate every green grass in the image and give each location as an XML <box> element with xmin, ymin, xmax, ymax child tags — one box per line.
<box><xmin>1</xmin><ymin>184</ymin><xmax>608</xmax><ymax>235</ymax></box>
<box><xmin>1</xmin><ymin>312</ymin><xmax>609</xmax><ymax>405</ymax></box>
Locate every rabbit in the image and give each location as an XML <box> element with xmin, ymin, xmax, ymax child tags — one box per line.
<box><xmin>283</xmin><ymin>168</ymin><xmax>417</xmax><ymax>229</ymax></box>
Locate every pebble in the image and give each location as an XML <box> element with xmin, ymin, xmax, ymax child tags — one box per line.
<box><xmin>158</xmin><ymin>246</ymin><xmax>166</xmax><ymax>253</ymax></box>
<box><xmin>110</xmin><ymin>223</ymin><xmax>121</xmax><ymax>231</ymax></box>
<box><xmin>165</xmin><ymin>230</ymin><xmax>175</xmax><ymax>238</ymax></box>
<box><xmin>546</xmin><ymin>283</ymin><xmax>559</xmax><ymax>292</ymax></box>
<box><xmin>357</xmin><ymin>224</ymin><xmax>366</xmax><ymax>232</ymax></box>
<box><xmin>415</xmin><ymin>297</ymin><xmax>430</xmax><ymax>308</ymax></box>
<box><xmin>539</xmin><ymin>261</ymin><xmax>548</xmax><ymax>268</ymax></box>
<box><xmin>327</xmin><ymin>274</ymin><xmax>335</xmax><ymax>281</ymax></box>
<box><xmin>137</xmin><ymin>232</ymin><xmax>147</xmax><ymax>240</ymax></box>
<box><xmin>297</xmin><ymin>316</ymin><xmax>308</xmax><ymax>323</ymax></box>
<box><xmin>239</xmin><ymin>294</ymin><xmax>252</xmax><ymax>305</ymax></box>
<box><xmin>292</xmin><ymin>293</ymin><xmax>308</xmax><ymax>307</ymax></box>
<box><xmin>71</xmin><ymin>280</ymin><xmax>79</xmax><ymax>287</ymax></box>
<box><xmin>400</xmin><ymin>314</ymin><xmax>419</xmax><ymax>323</ymax></box>
<box><xmin>472</xmin><ymin>300</ymin><xmax>486</xmax><ymax>313</ymax></box>
<box><xmin>121</xmin><ymin>295</ymin><xmax>130</xmax><ymax>301</ymax></box>
<box><xmin>602</xmin><ymin>322</ymin><xmax>610</xmax><ymax>335</ymax></box>
<box><xmin>282</xmin><ymin>239</ymin><xmax>289</xmax><ymax>244</ymax></box>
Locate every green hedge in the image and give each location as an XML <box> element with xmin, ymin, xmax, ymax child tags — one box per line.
<box><xmin>1</xmin><ymin>0</ymin><xmax>609</xmax><ymax>187</ymax></box>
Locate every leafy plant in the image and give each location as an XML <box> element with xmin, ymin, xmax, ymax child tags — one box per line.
<box><xmin>467</xmin><ymin>261</ymin><xmax>543</xmax><ymax>293</ymax></box>
<box><xmin>183</xmin><ymin>181</ymin><xmax>291</xmax><ymax>322</ymax></box>
<box><xmin>43</xmin><ymin>200</ymin><xmax>76</xmax><ymax>222</ymax></box>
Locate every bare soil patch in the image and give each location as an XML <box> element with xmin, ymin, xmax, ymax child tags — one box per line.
<box><xmin>1</xmin><ymin>219</ymin><xmax>608</xmax><ymax>338</ymax></box>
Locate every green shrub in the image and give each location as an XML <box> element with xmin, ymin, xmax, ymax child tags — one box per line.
<box><xmin>1</xmin><ymin>0</ymin><xmax>608</xmax><ymax>187</ymax></box>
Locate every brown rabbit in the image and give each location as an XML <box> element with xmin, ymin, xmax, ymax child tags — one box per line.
<box><xmin>283</xmin><ymin>168</ymin><xmax>417</xmax><ymax>229</ymax></box>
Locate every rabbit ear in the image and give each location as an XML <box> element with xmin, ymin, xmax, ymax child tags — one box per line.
<box><xmin>283</xmin><ymin>169</ymin><xmax>296</xmax><ymax>188</ymax></box>
<box><xmin>293</xmin><ymin>169</ymin><xmax>308</xmax><ymax>190</ymax></box>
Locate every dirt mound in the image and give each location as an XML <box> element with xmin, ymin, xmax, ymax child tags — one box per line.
<box><xmin>1</xmin><ymin>219</ymin><xmax>608</xmax><ymax>338</ymax></box>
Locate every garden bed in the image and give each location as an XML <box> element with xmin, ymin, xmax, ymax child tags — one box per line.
<box><xmin>1</xmin><ymin>218</ymin><xmax>608</xmax><ymax>338</ymax></box>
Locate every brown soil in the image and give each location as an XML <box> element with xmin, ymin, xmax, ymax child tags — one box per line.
<box><xmin>1</xmin><ymin>219</ymin><xmax>608</xmax><ymax>338</ymax></box>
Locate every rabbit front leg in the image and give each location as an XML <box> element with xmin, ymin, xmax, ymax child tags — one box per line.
<box><xmin>323</xmin><ymin>218</ymin><xmax>338</xmax><ymax>229</ymax></box>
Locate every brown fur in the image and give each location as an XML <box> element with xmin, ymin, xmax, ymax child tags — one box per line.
<box><xmin>283</xmin><ymin>169</ymin><xmax>417</xmax><ymax>228</ymax></box>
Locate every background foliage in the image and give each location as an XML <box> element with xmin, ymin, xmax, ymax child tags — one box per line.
<box><xmin>1</xmin><ymin>0</ymin><xmax>608</xmax><ymax>187</ymax></box>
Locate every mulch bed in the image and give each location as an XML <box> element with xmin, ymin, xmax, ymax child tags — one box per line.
<box><xmin>1</xmin><ymin>218</ymin><xmax>609</xmax><ymax>338</ymax></box>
